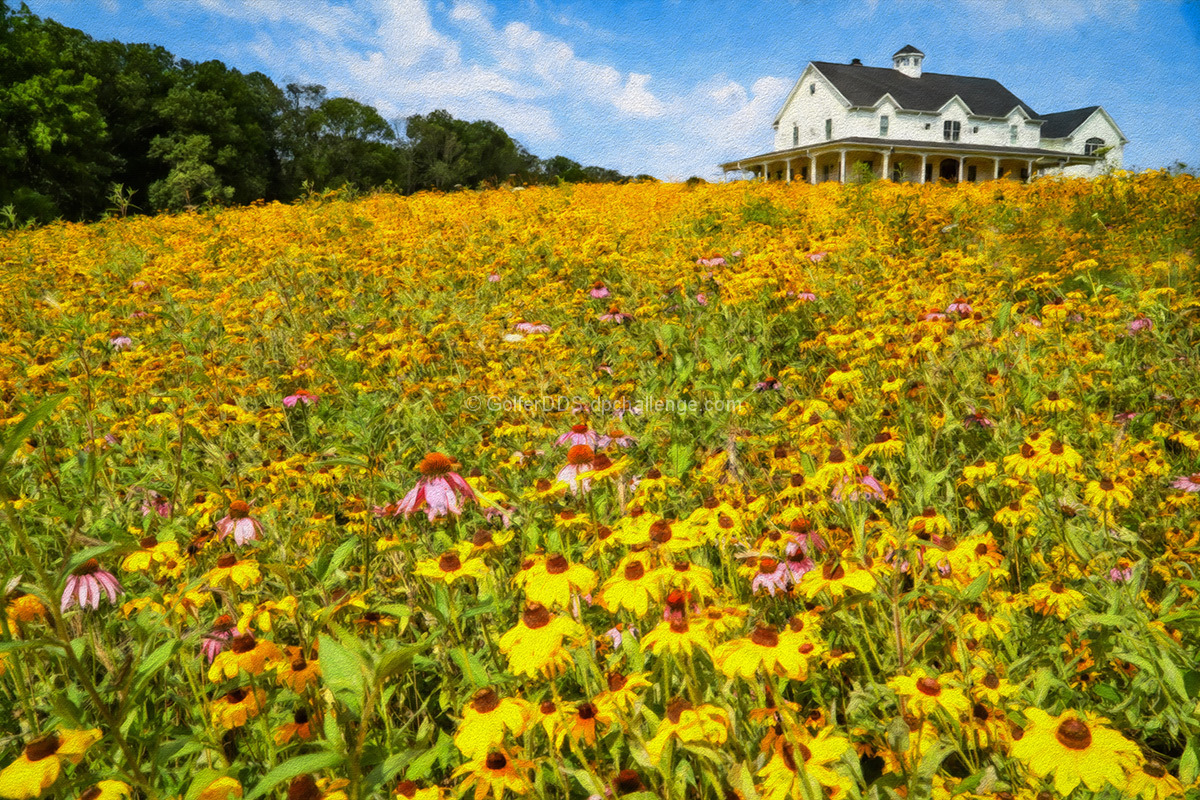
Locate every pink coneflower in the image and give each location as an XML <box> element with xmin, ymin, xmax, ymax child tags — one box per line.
<box><xmin>831</xmin><ymin>473</ymin><xmax>887</xmax><ymax>503</ymax></box>
<box><xmin>202</xmin><ymin>615</ymin><xmax>238</xmax><ymax>662</ymax></box>
<box><xmin>514</xmin><ymin>321</ymin><xmax>551</xmax><ymax>334</ymax></box>
<box><xmin>216</xmin><ymin>500</ymin><xmax>263</xmax><ymax>546</ymax></box>
<box><xmin>283</xmin><ymin>389</ymin><xmax>319</xmax><ymax>408</ymax></box>
<box><xmin>921</xmin><ymin>310</ymin><xmax>948</xmax><ymax>322</ymax></box>
<box><xmin>1171</xmin><ymin>473</ymin><xmax>1200</xmax><ymax>492</ymax></box>
<box><xmin>754</xmin><ymin>378</ymin><xmax>781</xmax><ymax>392</ymax></box>
<box><xmin>784</xmin><ymin>519</ymin><xmax>826</xmax><ymax>556</ymax></box>
<box><xmin>589</xmin><ymin>281</ymin><xmax>610</xmax><ymax>299</ymax></box>
<box><xmin>599</xmin><ymin>306</ymin><xmax>633</xmax><ymax>323</ymax></box>
<box><xmin>962</xmin><ymin>409</ymin><xmax>995</xmax><ymax>429</ymax></box>
<box><xmin>139</xmin><ymin>489</ymin><xmax>172</xmax><ymax>519</ymax></box>
<box><xmin>61</xmin><ymin>559</ymin><xmax>123</xmax><ymax>613</ymax></box>
<box><xmin>695</xmin><ymin>293</ymin><xmax>708</xmax><ymax>306</ymax></box>
<box><xmin>557</xmin><ymin>423</ymin><xmax>599</xmax><ymax>448</ymax></box>
<box><xmin>731</xmin><ymin>250</ymin><xmax>743</xmax><ymax>258</ymax></box>
<box><xmin>556</xmin><ymin>445</ymin><xmax>595</xmax><ymax>495</ymax></box>
<box><xmin>946</xmin><ymin>297</ymin><xmax>973</xmax><ymax>315</ymax></box>
<box><xmin>488</xmin><ymin>272</ymin><xmax>501</xmax><ymax>282</ymax></box>
<box><xmin>806</xmin><ymin>250</ymin><xmax>828</xmax><ymax>263</ymax></box>
<box><xmin>696</xmin><ymin>255</ymin><xmax>726</xmax><ymax>267</ymax></box>
<box><xmin>1108</xmin><ymin>565</ymin><xmax>1134</xmax><ymax>583</ymax></box>
<box><xmin>1128</xmin><ymin>316</ymin><xmax>1153</xmax><ymax>333</ymax></box>
<box><xmin>784</xmin><ymin>553</ymin><xmax>816</xmax><ymax>583</ymax></box>
<box><xmin>109</xmin><ymin>333</ymin><xmax>132</xmax><ymax>351</ymax></box>
<box><xmin>598</xmin><ymin>430</ymin><xmax>635</xmax><ymax>449</ymax></box>
<box><xmin>605</xmin><ymin>625</ymin><xmax>637</xmax><ymax>648</ymax></box>
<box><xmin>795</xmin><ymin>291</ymin><xmax>817</xmax><ymax>303</ymax></box>
<box><xmin>397</xmin><ymin>453</ymin><xmax>476</xmax><ymax>520</ymax></box>
<box><xmin>1114</xmin><ymin>411</ymin><xmax>1137</xmax><ymax>423</ymax></box>
<box><xmin>751</xmin><ymin>557</ymin><xmax>790</xmax><ymax>596</ymax></box>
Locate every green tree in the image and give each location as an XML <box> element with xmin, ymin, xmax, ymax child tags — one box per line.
<box><xmin>147</xmin><ymin>133</ymin><xmax>233</xmax><ymax>210</ymax></box>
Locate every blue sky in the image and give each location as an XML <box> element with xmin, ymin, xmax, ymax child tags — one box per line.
<box><xmin>25</xmin><ymin>0</ymin><xmax>1200</xmax><ymax>180</ymax></box>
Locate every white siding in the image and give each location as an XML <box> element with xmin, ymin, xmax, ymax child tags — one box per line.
<box><xmin>1040</xmin><ymin>110</ymin><xmax>1125</xmax><ymax>178</ymax></box>
<box><xmin>774</xmin><ymin>66</ymin><xmax>851</xmax><ymax>150</ymax></box>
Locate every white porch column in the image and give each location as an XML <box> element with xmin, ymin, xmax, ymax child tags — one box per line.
<box><xmin>838</xmin><ymin>150</ymin><xmax>846</xmax><ymax>183</ymax></box>
<box><xmin>1026</xmin><ymin>160</ymin><xmax>1035</xmax><ymax>182</ymax></box>
<box><xmin>785</xmin><ymin>159</ymin><xmax>792</xmax><ymax>183</ymax></box>
<box><xmin>761</xmin><ymin>164</ymin><xmax>768</xmax><ymax>182</ymax></box>
<box><xmin>881</xmin><ymin>151</ymin><xmax>890</xmax><ymax>181</ymax></box>
<box><xmin>958</xmin><ymin>156</ymin><xmax>965</xmax><ymax>183</ymax></box>
<box><xmin>993</xmin><ymin>158</ymin><xmax>1001</xmax><ymax>180</ymax></box>
<box><xmin>919</xmin><ymin>153</ymin><xmax>927</xmax><ymax>184</ymax></box>
<box><xmin>810</xmin><ymin>155</ymin><xmax>817</xmax><ymax>184</ymax></box>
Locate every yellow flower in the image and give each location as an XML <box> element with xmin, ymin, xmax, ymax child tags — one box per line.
<box><xmin>193</xmin><ymin>776</ymin><xmax>243</xmax><ymax>800</ymax></box>
<box><xmin>450</xmin><ymin>750</ymin><xmax>534</xmax><ymax>800</ymax></box>
<box><xmin>208</xmin><ymin>633</ymin><xmax>282</xmax><ymax>681</ymax></box>
<box><xmin>277</xmin><ymin>647</ymin><xmax>321</xmax><ymax>693</ymax></box>
<box><xmin>0</xmin><ymin>729</ymin><xmax>101</xmax><ymax>800</ymax></box>
<box><xmin>236</xmin><ymin>596</ymin><xmax>298</xmax><ymax>633</ymax></box>
<box><xmin>1084</xmin><ymin>475</ymin><xmax>1134</xmax><ymax>509</ymax></box>
<box><xmin>1011</xmin><ymin>708</ymin><xmax>1141</xmax><ymax>796</ymax></box>
<box><xmin>210</xmin><ymin>687</ymin><xmax>266</xmax><ymax>729</ymax></box>
<box><xmin>454</xmin><ymin>689</ymin><xmax>533</xmax><ymax>759</ymax></box>
<box><xmin>596</xmin><ymin>555</ymin><xmax>661</xmax><ymax>617</ymax></box>
<box><xmin>888</xmin><ymin>668</ymin><xmax>971</xmax><ymax>719</ymax></box>
<box><xmin>1126</xmin><ymin>760</ymin><xmax>1186</xmax><ymax>800</ymax></box>
<box><xmin>714</xmin><ymin>624</ymin><xmax>812</xmax><ymax>681</ymax></box>
<box><xmin>76</xmin><ymin>780</ymin><xmax>130</xmax><ymax>800</ymax></box>
<box><xmin>1028</xmin><ymin>580</ymin><xmax>1087</xmax><ymax>619</ymax></box>
<box><xmin>1037</xmin><ymin>439</ymin><xmax>1084</xmax><ymax>476</ymax></box>
<box><xmin>961</xmin><ymin>459</ymin><xmax>997</xmax><ymax>483</ymax></box>
<box><xmin>496</xmin><ymin>603</ymin><xmax>585</xmax><ymax>678</ymax></box>
<box><xmin>756</xmin><ymin>727</ymin><xmax>852</xmax><ymax>800</ymax></box>
<box><xmin>798</xmin><ymin>559</ymin><xmax>876</xmax><ymax>600</ymax></box>
<box><xmin>205</xmin><ymin>553</ymin><xmax>261</xmax><ymax>590</ymax></box>
<box><xmin>512</xmin><ymin>553</ymin><xmax>596</xmax><ymax>608</ymax></box>
<box><xmin>639</xmin><ymin>618</ymin><xmax>713</xmax><ymax>658</ymax></box>
<box><xmin>644</xmin><ymin>699</ymin><xmax>728</xmax><ymax>764</ymax></box>
<box><xmin>414</xmin><ymin>550</ymin><xmax>490</xmax><ymax>585</ymax></box>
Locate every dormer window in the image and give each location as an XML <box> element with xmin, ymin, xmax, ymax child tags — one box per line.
<box><xmin>943</xmin><ymin>121</ymin><xmax>961</xmax><ymax>142</ymax></box>
<box><xmin>880</xmin><ymin>115</ymin><xmax>889</xmax><ymax>136</ymax></box>
<box><xmin>1084</xmin><ymin>137</ymin><xmax>1105</xmax><ymax>156</ymax></box>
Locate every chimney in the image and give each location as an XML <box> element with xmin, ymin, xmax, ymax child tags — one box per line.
<box><xmin>850</xmin><ymin>58</ymin><xmax>862</xmax><ymax>65</ymax></box>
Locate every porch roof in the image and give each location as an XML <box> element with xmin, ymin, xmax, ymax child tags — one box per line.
<box><xmin>720</xmin><ymin>136</ymin><xmax>1099</xmax><ymax>170</ymax></box>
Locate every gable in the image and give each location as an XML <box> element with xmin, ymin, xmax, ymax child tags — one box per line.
<box><xmin>809</xmin><ymin>61</ymin><xmax>1039</xmax><ymax>118</ymax></box>
<box><xmin>772</xmin><ymin>64</ymin><xmax>851</xmax><ymax>126</ymax></box>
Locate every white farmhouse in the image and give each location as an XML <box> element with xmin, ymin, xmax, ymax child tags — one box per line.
<box><xmin>720</xmin><ymin>46</ymin><xmax>1127</xmax><ymax>183</ymax></box>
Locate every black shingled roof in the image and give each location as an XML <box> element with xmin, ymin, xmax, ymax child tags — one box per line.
<box><xmin>893</xmin><ymin>44</ymin><xmax>924</xmax><ymax>56</ymax></box>
<box><xmin>1039</xmin><ymin>106</ymin><xmax>1099</xmax><ymax>138</ymax></box>
<box><xmin>811</xmin><ymin>61</ymin><xmax>1040</xmax><ymax>119</ymax></box>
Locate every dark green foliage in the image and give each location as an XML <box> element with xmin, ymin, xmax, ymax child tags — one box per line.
<box><xmin>0</xmin><ymin>4</ymin><xmax>633</xmax><ymax>223</ymax></box>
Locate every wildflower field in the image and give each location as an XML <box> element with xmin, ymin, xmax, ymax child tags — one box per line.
<box><xmin>3</xmin><ymin>173</ymin><xmax>1200</xmax><ymax>800</ymax></box>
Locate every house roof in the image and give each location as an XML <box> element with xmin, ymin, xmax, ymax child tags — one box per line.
<box><xmin>1039</xmin><ymin>106</ymin><xmax>1100</xmax><ymax>138</ymax></box>
<box><xmin>893</xmin><ymin>44</ymin><xmax>924</xmax><ymax>56</ymax></box>
<box><xmin>718</xmin><ymin>136</ymin><xmax>1100</xmax><ymax>170</ymax></box>
<box><xmin>811</xmin><ymin>61</ymin><xmax>1040</xmax><ymax>118</ymax></box>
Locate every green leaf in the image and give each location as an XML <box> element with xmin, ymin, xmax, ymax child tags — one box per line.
<box><xmin>1093</xmin><ymin>683</ymin><xmax>1122</xmax><ymax>704</ymax></box>
<box><xmin>317</xmin><ymin>633</ymin><xmax>368</xmax><ymax>717</ymax></box>
<box><xmin>130</xmin><ymin>639</ymin><xmax>181</xmax><ymax>698</ymax></box>
<box><xmin>1159</xmin><ymin>656</ymin><xmax>1189</xmax><ymax>702</ymax></box>
<box><xmin>405</xmin><ymin>731</ymin><xmax>451</xmax><ymax>781</ymax></box>
<box><xmin>450</xmin><ymin>645</ymin><xmax>489</xmax><ymax>688</ymax></box>
<box><xmin>244</xmin><ymin>751</ymin><xmax>344</xmax><ymax>800</ymax></box>
<box><xmin>1181</xmin><ymin>737</ymin><xmax>1199</xmax><ymax>785</ymax></box>
<box><xmin>961</xmin><ymin>570</ymin><xmax>990</xmax><ymax>602</ymax></box>
<box><xmin>0</xmin><ymin>394</ymin><xmax>65</xmax><ymax>479</ymax></box>
<box><xmin>885</xmin><ymin>716</ymin><xmax>909</xmax><ymax>753</ymax></box>
<box><xmin>375</xmin><ymin>641</ymin><xmax>427</xmax><ymax>686</ymax></box>
<box><xmin>322</xmin><ymin>538</ymin><xmax>358</xmax><ymax>585</ymax></box>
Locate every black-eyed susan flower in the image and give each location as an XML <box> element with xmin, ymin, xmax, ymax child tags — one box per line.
<box><xmin>888</xmin><ymin>668</ymin><xmax>971</xmax><ymax>719</ymax></box>
<box><xmin>551</xmin><ymin>700</ymin><xmax>611</xmax><ymax>748</ymax></box>
<box><xmin>454</xmin><ymin>688</ymin><xmax>533</xmax><ymax>759</ymax></box>
<box><xmin>512</xmin><ymin>553</ymin><xmax>596</xmax><ymax>609</ymax></box>
<box><xmin>859</xmin><ymin>428</ymin><xmax>904</xmax><ymax>459</ymax></box>
<box><xmin>1038</xmin><ymin>439</ymin><xmax>1084</xmax><ymax>476</ymax></box>
<box><xmin>1011</xmin><ymin>708</ymin><xmax>1141</xmax><ymax>796</ymax></box>
<box><xmin>798</xmin><ymin>558</ymin><xmax>876</xmax><ymax>600</ymax></box>
<box><xmin>1002</xmin><ymin>442</ymin><xmax>1043</xmax><ymax>478</ymax></box>
<box><xmin>1125</xmin><ymin>760</ymin><xmax>1185</xmax><ymax>800</ymax></box>
<box><xmin>237</xmin><ymin>596</ymin><xmax>298</xmax><ymax>633</ymax></box>
<box><xmin>208</xmin><ymin>632</ymin><xmax>281</xmax><ymax>681</ymax></box>
<box><xmin>655</xmin><ymin>560</ymin><xmax>717</xmax><ymax>603</ymax></box>
<box><xmin>415</xmin><ymin>550</ymin><xmax>490</xmax><ymax>585</ymax></box>
<box><xmin>1084</xmin><ymin>475</ymin><xmax>1134</xmax><ymax>509</ymax></box>
<box><xmin>1035</xmin><ymin>391</ymin><xmax>1076</xmax><ymax>413</ymax></box>
<box><xmin>497</xmin><ymin>603</ymin><xmax>585</xmax><ymax>678</ymax></box>
<box><xmin>274</xmin><ymin>708</ymin><xmax>314</xmax><ymax>745</ymax></box>
<box><xmin>962</xmin><ymin>459</ymin><xmax>997</xmax><ymax>484</ymax></box>
<box><xmin>5</xmin><ymin>591</ymin><xmax>47</xmax><ymax>629</ymax></box>
<box><xmin>450</xmin><ymin>749</ymin><xmax>533</xmax><ymax>800</ymax></box>
<box><xmin>277</xmin><ymin>647</ymin><xmax>321</xmax><ymax>693</ymax></box>
<box><xmin>393</xmin><ymin>780</ymin><xmax>443</xmax><ymax>800</ymax></box>
<box><xmin>121</xmin><ymin>536</ymin><xmax>183</xmax><ymax>574</ymax></box>
<box><xmin>714</xmin><ymin>623</ymin><xmax>808</xmax><ymax>681</ymax></box>
<box><xmin>192</xmin><ymin>776</ymin><xmax>243</xmax><ymax>800</ymax></box>
<box><xmin>0</xmin><ymin>729</ymin><xmax>101</xmax><ymax>800</ymax></box>
<box><xmin>644</xmin><ymin>698</ymin><xmax>728</xmax><ymax>764</ymax></box>
<box><xmin>210</xmin><ymin>687</ymin><xmax>266</xmax><ymax>729</ymax></box>
<box><xmin>639</xmin><ymin>618</ymin><xmax>713</xmax><ymax>658</ymax></box>
<box><xmin>958</xmin><ymin>608</ymin><xmax>1012</xmax><ymax>642</ymax></box>
<box><xmin>593</xmin><ymin>670</ymin><xmax>652</xmax><ymax>717</ymax></box>
<box><xmin>596</xmin><ymin>555</ymin><xmax>661</xmax><ymax>617</ymax></box>
<box><xmin>205</xmin><ymin>553</ymin><xmax>261</xmax><ymax>590</ymax></box>
<box><xmin>1028</xmin><ymin>581</ymin><xmax>1087</xmax><ymax>619</ymax></box>
<box><xmin>76</xmin><ymin>780</ymin><xmax>131</xmax><ymax>800</ymax></box>
<box><xmin>756</xmin><ymin>728</ymin><xmax>852</xmax><ymax>800</ymax></box>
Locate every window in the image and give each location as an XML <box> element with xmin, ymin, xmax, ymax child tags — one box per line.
<box><xmin>810</xmin><ymin>83</ymin><xmax>816</xmax><ymax>95</ymax></box>
<box><xmin>825</xmin><ymin>119</ymin><xmax>832</xmax><ymax>140</ymax></box>
<box><xmin>924</xmin><ymin>122</ymin><xmax>931</xmax><ymax>130</ymax></box>
<box><xmin>1009</xmin><ymin>125</ymin><xmax>1018</xmax><ymax>143</ymax></box>
<box><xmin>972</xmin><ymin>126</ymin><xmax>979</xmax><ymax>134</ymax></box>
<box><xmin>1085</xmin><ymin>137</ymin><xmax>1105</xmax><ymax>156</ymax></box>
<box><xmin>800</xmin><ymin>166</ymin><xmax>809</xmax><ymax>181</ymax></box>
<box><xmin>793</xmin><ymin>125</ymin><xmax>799</xmax><ymax>146</ymax></box>
<box><xmin>943</xmin><ymin>121</ymin><xmax>961</xmax><ymax>141</ymax></box>
<box><xmin>880</xmin><ymin>115</ymin><xmax>889</xmax><ymax>136</ymax></box>
<box><xmin>967</xmin><ymin>165</ymin><xmax>977</xmax><ymax>182</ymax></box>
<box><xmin>1020</xmin><ymin>168</ymin><xmax>1029</xmax><ymax>181</ymax></box>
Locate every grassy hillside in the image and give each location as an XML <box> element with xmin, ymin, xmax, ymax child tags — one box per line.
<box><xmin>2</xmin><ymin>174</ymin><xmax>1200</xmax><ymax>799</ymax></box>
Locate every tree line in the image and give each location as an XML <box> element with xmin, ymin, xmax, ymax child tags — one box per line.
<box><xmin>0</xmin><ymin>2</ymin><xmax>646</xmax><ymax>224</ymax></box>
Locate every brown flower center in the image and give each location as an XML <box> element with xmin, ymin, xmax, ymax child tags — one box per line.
<box><xmin>229</xmin><ymin>500</ymin><xmax>251</xmax><ymax>519</ymax></box>
<box><xmin>624</xmin><ymin>561</ymin><xmax>645</xmax><ymax>580</ymax></box>
<box><xmin>80</xmin><ymin>787</ymin><xmax>102</xmax><ymax>800</ymax></box>
<box><xmin>1050</xmin><ymin>441</ymin><xmax>1065</xmax><ymax>455</ymax></box>
<box><xmin>226</xmin><ymin>688</ymin><xmax>248</xmax><ymax>703</ymax></box>
<box><xmin>649</xmin><ymin>519</ymin><xmax>673</xmax><ymax>543</ymax></box>
<box><xmin>216</xmin><ymin>553</ymin><xmax>237</xmax><ymax>568</ymax></box>
<box><xmin>1100</xmin><ymin>477</ymin><xmax>1114</xmax><ymax>491</ymax></box>
<box><xmin>1054</xmin><ymin>718</ymin><xmax>1093</xmax><ymax>750</ymax></box>
<box><xmin>24</xmin><ymin>733</ymin><xmax>61</xmax><ymax>761</ymax></box>
<box><xmin>485</xmin><ymin>752</ymin><xmax>507</xmax><ymax>770</ymax></box>
<box><xmin>291</xmin><ymin>657</ymin><xmax>307</xmax><ymax>672</ymax></box>
<box><xmin>545</xmin><ymin>554</ymin><xmax>569</xmax><ymax>574</ymax></box>
<box><xmin>646</xmin><ymin>468</ymin><xmax>662</xmax><ymax>479</ymax></box>
<box><xmin>140</xmin><ymin>536</ymin><xmax>158</xmax><ymax>549</ymax></box>
<box><xmin>916</xmin><ymin>677</ymin><xmax>942</xmax><ymax>696</ymax></box>
<box><xmin>438</xmin><ymin>552</ymin><xmax>462</xmax><ymax>573</ymax></box>
<box><xmin>607</xmin><ymin>671</ymin><xmax>628</xmax><ymax>691</ymax></box>
<box><xmin>522</xmin><ymin>603</ymin><xmax>550</xmax><ymax>629</ymax></box>
<box><xmin>822</xmin><ymin>562</ymin><xmax>845</xmax><ymax>580</ymax></box>
<box><xmin>758</xmin><ymin>558</ymin><xmax>779</xmax><ymax>574</ymax></box>
<box><xmin>74</xmin><ymin>558</ymin><xmax>101</xmax><ymax>576</ymax></box>
<box><xmin>750</xmin><ymin>624</ymin><xmax>779</xmax><ymax>647</ymax></box>
<box><xmin>472</xmin><ymin>688</ymin><xmax>499</xmax><ymax>713</ymax></box>
<box><xmin>666</xmin><ymin>698</ymin><xmax>692</xmax><ymax>724</ymax></box>
<box><xmin>418</xmin><ymin>452</ymin><xmax>455</xmax><ymax>477</ymax></box>
<box><xmin>396</xmin><ymin>780</ymin><xmax>418</xmax><ymax>798</ymax></box>
<box><xmin>566</xmin><ymin>445</ymin><xmax>595</xmax><ymax>466</ymax></box>
<box><xmin>828</xmin><ymin>448</ymin><xmax>846</xmax><ymax>463</ymax></box>
<box><xmin>983</xmin><ymin>672</ymin><xmax>1000</xmax><ymax>689</ymax></box>
<box><xmin>472</xmin><ymin>529</ymin><xmax>494</xmax><ymax>546</ymax></box>
<box><xmin>577</xmin><ymin>702</ymin><xmax>597</xmax><ymax>720</ymax></box>
<box><xmin>1050</xmin><ymin>582</ymin><xmax>1065</xmax><ymax>593</ymax></box>
<box><xmin>540</xmin><ymin>700</ymin><xmax>556</xmax><ymax>714</ymax></box>
<box><xmin>230</xmin><ymin>634</ymin><xmax>256</xmax><ymax>654</ymax></box>
<box><xmin>874</xmin><ymin>432</ymin><xmax>892</xmax><ymax>444</ymax></box>
<box><xmin>1143</xmin><ymin>762</ymin><xmax>1166</xmax><ymax>778</ymax></box>
<box><xmin>287</xmin><ymin>775</ymin><xmax>320</xmax><ymax>800</ymax></box>
<box><xmin>614</xmin><ymin>770</ymin><xmax>643</xmax><ymax>793</ymax></box>
<box><xmin>669</xmin><ymin>619</ymin><xmax>689</xmax><ymax>634</ymax></box>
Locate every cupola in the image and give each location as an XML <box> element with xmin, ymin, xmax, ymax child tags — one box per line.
<box><xmin>892</xmin><ymin>45</ymin><xmax>924</xmax><ymax>78</ymax></box>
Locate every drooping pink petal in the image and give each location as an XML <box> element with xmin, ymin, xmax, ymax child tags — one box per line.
<box><xmin>61</xmin><ymin>576</ymin><xmax>78</xmax><ymax>612</ymax></box>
